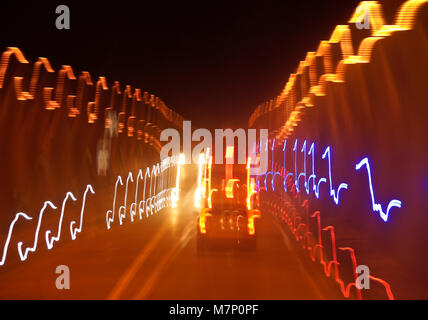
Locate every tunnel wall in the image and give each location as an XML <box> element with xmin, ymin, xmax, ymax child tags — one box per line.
<box><xmin>0</xmin><ymin>47</ymin><xmax>184</xmax><ymax>231</ymax></box>
<box><xmin>249</xmin><ymin>0</ymin><xmax>428</xmax><ymax>299</ymax></box>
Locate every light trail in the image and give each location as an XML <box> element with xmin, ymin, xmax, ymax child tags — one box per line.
<box><xmin>262</xmin><ymin>138</ymin><xmax>401</xmax><ymax>221</ymax></box>
<box><xmin>282</xmin><ymin>140</ymin><xmax>294</xmax><ymax>193</ymax></box>
<box><xmin>106</xmin><ymin>176</ymin><xmax>124</xmax><ymax>230</ymax></box>
<box><xmin>17</xmin><ymin>201</ymin><xmax>57</xmax><ymax>262</ymax></box>
<box><xmin>118</xmin><ymin>172</ymin><xmax>134</xmax><ymax>225</ymax></box>
<box><xmin>130</xmin><ymin>169</ymin><xmax>144</xmax><ymax>222</ymax></box>
<box><xmin>0</xmin><ymin>213</ymin><xmax>32</xmax><ymax>266</ymax></box>
<box><xmin>0</xmin><ymin>156</ymin><xmax>179</xmax><ymax>267</ymax></box>
<box><xmin>298</xmin><ymin>140</ymin><xmax>309</xmax><ymax>194</ymax></box>
<box><xmin>70</xmin><ymin>185</ymin><xmax>95</xmax><ymax>240</ymax></box>
<box><xmin>45</xmin><ymin>192</ymin><xmax>77</xmax><ymax>250</ymax></box>
<box><xmin>0</xmin><ymin>185</ymin><xmax>95</xmax><ymax>265</ymax></box>
<box><xmin>106</xmin><ymin>156</ymin><xmax>180</xmax><ymax>229</ymax></box>
<box><xmin>355</xmin><ymin>157</ymin><xmax>402</xmax><ymax>222</ymax></box>
<box><xmin>265</xmin><ymin>193</ymin><xmax>395</xmax><ymax>300</ymax></box>
<box><xmin>321</xmin><ymin>146</ymin><xmax>348</xmax><ymax>205</ymax></box>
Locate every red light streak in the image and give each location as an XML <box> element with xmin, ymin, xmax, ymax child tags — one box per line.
<box><xmin>267</xmin><ymin>193</ymin><xmax>395</xmax><ymax>299</ymax></box>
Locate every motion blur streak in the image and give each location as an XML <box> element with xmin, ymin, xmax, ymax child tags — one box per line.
<box><xmin>0</xmin><ymin>184</ymin><xmax>94</xmax><ymax>265</ymax></box>
<box><xmin>107</xmin><ymin>222</ymin><xmax>170</xmax><ymax>300</ymax></box>
<box><xmin>355</xmin><ymin>157</ymin><xmax>402</xmax><ymax>222</ymax></box>
<box><xmin>134</xmin><ymin>221</ymin><xmax>195</xmax><ymax>300</ymax></box>
<box><xmin>171</xmin><ymin>153</ymin><xmax>185</xmax><ymax>209</ymax></box>
<box><xmin>248</xmin><ymin>0</ymin><xmax>428</xmax><ymax>299</ymax></box>
<box><xmin>0</xmin><ymin>0</ymin><xmax>427</xmax><ymax>300</ymax></box>
<box><xmin>0</xmin><ymin>37</ymin><xmax>185</xmax><ymax>267</ymax></box>
<box><xmin>45</xmin><ymin>192</ymin><xmax>77</xmax><ymax>250</ymax></box>
<box><xmin>0</xmin><ymin>213</ymin><xmax>32</xmax><ymax>266</ymax></box>
<box><xmin>70</xmin><ymin>185</ymin><xmax>95</xmax><ymax>240</ymax></box>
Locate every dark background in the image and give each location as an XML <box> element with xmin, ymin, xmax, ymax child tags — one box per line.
<box><xmin>0</xmin><ymin>0</ymin><xmax>361</xmax><ymax>129</ymax></box>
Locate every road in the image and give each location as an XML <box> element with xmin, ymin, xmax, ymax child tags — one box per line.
<box><xmin>0</xmin><ymin>180</ymin><xmax>343</xmax><ymax>300</ymax></box>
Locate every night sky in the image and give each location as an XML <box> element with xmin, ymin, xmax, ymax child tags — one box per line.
<box><xmin>0</xmin><ymin>0</ymin><xmax>362</xmax><ymax>129</ymax></box>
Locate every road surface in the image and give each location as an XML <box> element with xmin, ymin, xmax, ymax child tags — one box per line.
<box><xmin>0</xmin><ymin>181</ymin><xmax>343</xmax><ymax>300</ymax></box>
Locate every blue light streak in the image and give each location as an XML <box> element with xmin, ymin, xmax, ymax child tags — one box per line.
<box><xmin>298</xmin><ymin>140</ymin><xmax>309</xmax><ymax>194</ymax></box>
<box><xmin>355</xmin><ymin>157</ymin><xmax>402</xmax><ymax>222</ymax></box>
<box><xmin>283</xmin><ymin>140</ymin><xmax>294</xmax><ymax>192</ymax></box>
<box><xmin>293</xmin><ymin>139</ymin><xmax>299</xmax><ymax>192</ymax></box>
<box><xmin>254</xmin><ymin>136</ymin><xmax>402</xmax><ymax>223</ymax></box>
<box><xmin>264</xmin><ymin>139</ymin><xmax>275</xmax><ymax>191</ymax></box>
<box><xmin>255</xmin><ymin>141</ymin><xmax>261</xmax><ymax>191</ymax></box>
<box><xmin>322</xmin><ymin>146</ymin><xmax>348</xmax><ymax>205</ymax></box>
<box><xmin>307</xmin><ymin>142</ymin><xmax>326</xmax><ymax>199</ymax></box>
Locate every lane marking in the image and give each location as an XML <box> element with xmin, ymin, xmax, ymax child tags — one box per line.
<box><xmin>133</xmin><ymin>221</ymin><xmax>195</xmax><ymax>300</ymax></box>
<box><xmin>272</xmin><ymin>216</ymin><xmax>326</xmax><ymax>299</ymax></box>
<box><xmin>106</xmin><ymin>221</ymin><xmax>170</xmax><ymax>300</ymax></box>
<box><xmin>107</xmin><ymin>187</ymin><xmax>195</xmax><ymax>300</ymax></box>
